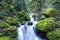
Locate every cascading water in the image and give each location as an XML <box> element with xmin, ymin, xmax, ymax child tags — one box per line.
<box><xmin>18</xmin><ymin>13</ymin><xmax>43</xmax><ymax>40</ymax></box>
<box><xmin>18</xmin><ymin>0</ymin><xmax>44</xmax><ymax>40</ymax></box>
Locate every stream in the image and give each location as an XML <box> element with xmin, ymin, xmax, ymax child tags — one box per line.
<box><xmin>17</xmin><ymin>0</ymin><xmax>44</xmax><ymax>40</ymax></box>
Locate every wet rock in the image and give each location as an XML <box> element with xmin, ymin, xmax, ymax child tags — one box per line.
<box><xmin>27</xmin><ymin>22</ymin><xmax>33</xmax><ymax>25</ymax></box>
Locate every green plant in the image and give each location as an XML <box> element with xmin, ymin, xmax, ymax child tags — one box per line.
<box><xmin>8</xmin><ymin>26</ymin><xmax>17</xmax><ymax>38</ymax></box>
<box><xmin>17</xmin><ymin>11</ymin><xmax>30</xmax><ymax>21</ymax></box>
<box><xmin>0</xmin><ymin>22</ymin><xmax>10</xmax><ymax>28</ymax></box>
<box><xmin>17</xmin><ymin>11</ymin><xmax>30</xmax><ymax>24</ymax></box>
<box><xmin>40</xmin><ymin>15</ymin><xmax>46</xmax><ymax>20</ymax></box>
<box><xmin>0</xmin><ymin>36</ymin><xmax>11</xmax><ymax>40</ymax></box>
<box><xmin>0</xmin><ymin>11</ymin><xmax>9</xmax><ymax>19</ymax></box>
<box><xmin>6</xmin><ymin>17</ymin><xmax>19</xmax><ymax>26</ymax></box>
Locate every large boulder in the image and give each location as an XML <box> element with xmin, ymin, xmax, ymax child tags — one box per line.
<box><xmin>43</xmin><ymin>8</ymin><xmax>58</xmax><ymax>17</ymax></box>
<box><xmin>36</xmin><ymin>17</ymin><xmax>57</xmax><ymax>32</ymax></box>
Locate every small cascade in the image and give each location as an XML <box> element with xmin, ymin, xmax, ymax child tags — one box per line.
<box><xmin>18</xmin><ymin>13</ymin><xmax>43</xmax><ymax>40</ymax></box>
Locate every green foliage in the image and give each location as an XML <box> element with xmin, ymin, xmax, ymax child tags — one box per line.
<box><xmin>11</xmin><ymin>0</ymin><xmax>27</xmax><ymax>11</ymax></box>
<box><xmin>32</xmin><ymin>13</ymin><xmax>38</xmax><ymax>19</ymax></box>
<box><xmin>6</xmin><ymin>17</ymin><xmax>19</xmax><ymax>26</ymax></box>
<box><xmin>36</xmin><ymin>17</ymin><xmax>57</xmax><ymax>32</ymax></box>
<box><xmin>0</xmin><ymin>36</ymin><xmax>11</xmax><ymax>40</ymax></box>
<box><xmin>17</xmin><ymin>11</ymin><xmax>30</xmax><ymax>21</ymax></box>
<box><xmin>0</xmin><ymin>11</ymin><xmax>9</xmax><ymax>19</ymax></box>
<box><xmin>53</xmin><ymin>1</ymin><xmax>60</xmax><ymax>12</ymax></box>
<box><xmin>0</xmin><ymin>25</ymin><xmax>17</xmax><ymax>38</ymax></box>
<box><xmin>9</xmin><ymin>5</ymin><xmax>14</xmax><ymax>9</ymax></box>
<box><xmin>0</xmin><ymin>0</ymin><xmax>30</xmax><ymax>40</ymax></box>
<box><xmin>8</xmin><ymin>26</ymin><xmax>17</xmax><ymax>38</ymax></box>
<box><xmin>0</xmin><ymin>22</ymin><xmax>10</xmax><ymax>28</ymax></box>
<box><xmin>43</xmin><ymin>8</ymin><xmax>58</xmax><ymax>17</ymax></box>
<box><xmin>47</xmin><ymin>28</ymin><xmax>60</xmax><ymax>40</ymax></box>
<box><xmin>17</xmin><ymin>11</ymin><xmax>30</xmax><ymax>24</ymax></box>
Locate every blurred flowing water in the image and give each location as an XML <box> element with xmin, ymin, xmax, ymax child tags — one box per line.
<box><xmin>18</xmin><ymin>13</ymin><xmax>43</xmax><ymax>40</ymax></box>
<box><xmin>18</xmin><ymin>0</ymin><xmax>43</xmax><ymax>40</ymax></box>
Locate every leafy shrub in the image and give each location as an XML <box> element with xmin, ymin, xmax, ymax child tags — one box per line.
<box><xmin>8</xmin><ymin>26</ymin><xmax>17</xmax><ymax>38</ymax></box>
<box><xmin>17</xmin><ymin>11</ymin><xmax>30</xmax><ymax>21</ymax></box>
<box><xmin>17</xmin><ymin>11</ymin><xmax>30</xmax><ymax>24</ymax></box>
<box><xmin>0</xmin><ymin>12</ymin><xmax>9</xmax><ymax>19</ymax></box>
<box><xmin>6</xmin><ymin>17</ymin><xmax>19</xmax><ymax>26</ymax></box>
<box><xmin>0</xmin><ymin>36</ymin><xmax>11</xmax><ymax>40</ymax></box>
<box><xmin>36</xmin><ymin>17</ymin><xmax>57</xmax><ymax>32</ymax></box>
<box><xmin>20</xmin><ymin>20</ymin><xmax>26</xmax><ymax>25</ymax></box>
<box><xmin>9</xmin><ymin>5</ymin><xmax>14</xmax><ymax>9</ymax></box>
<box><xmin>40</xmin><ymin>15</ymin><xmax>46</xmax><ymax>20</ymax></box>
<box><xmin>47</xmin><ymin>28</ymin><xmax>60</xmax><ymax>40</ymax></box>
<box><xmin>0</xmin><ymin>22</ymin><xmax>10</xmax><ymax>28</ymax></box>
<box><xmin>43</xmin><ymin>8</ymin><xmax>58</xmax><ymax>17</ymax></box>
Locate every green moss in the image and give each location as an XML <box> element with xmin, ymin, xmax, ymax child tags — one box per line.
<box><xmin>47</xmin><ymin>28</ymin><xmax>60</xmax><ymax>40</ymax></box>
<box><xmin>0</xmin><ymin>36</ymin><xmax>11</xmax><ymax>40</ymax></box>
<box><xmin>36</xmin><ymin>17</ymin><xmax>57</xmax><ymax>32</ymax></box>
<box><xmin>43</xmin><ymin>8</ymin><xmax>58</xmax><ymax>17</ymax></box>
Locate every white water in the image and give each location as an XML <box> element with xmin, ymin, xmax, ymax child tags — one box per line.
<box><xmin>18</xmin><ymin>13</ymin><xmax>43</xmax><ymax>40</ymax></box>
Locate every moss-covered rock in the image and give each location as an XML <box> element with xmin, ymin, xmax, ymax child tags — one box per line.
<box><xmin>43</xmin><ymin>8</ymin><xmax>58</xmax><ymax>17</ymax></box>
<box><xmin>47</xmin><ymin>28</ymin><xmax>60</xmax><ymax>40</ymax></box>
<box><xmin>36</xmin><ymin>17</ymin><xmax>57</xmax><ymax>32</ymax></box>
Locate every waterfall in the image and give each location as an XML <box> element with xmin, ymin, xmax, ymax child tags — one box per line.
<box><xmin>18</xmin><ymin>13</ymin><xmax>43</xmax><ymax>40</ymax></box>
<box><xmin>17</xmin><ymin>0</ymin><xmax>44</xmax><ymax>40</ymax></box>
